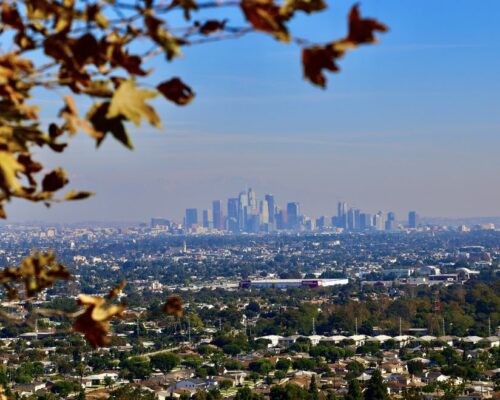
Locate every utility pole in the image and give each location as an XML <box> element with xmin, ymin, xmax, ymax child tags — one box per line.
<box><xmin>136</xmin><ymin>317</ymin><xmax>140</xmax><ymax>338</ymax></box>
<box><xmin>355</xmin><ymin>318</ymin><xmax>358</xmax><ymax>335</ymax></box>
<box><xmin>312</xmin><ymin>317</ymin><xmax>316</xmax><ymax>335</ymax></box>
<box><xmin>399</xmin><ymin>317</ymin><xmax>402</xmax><ymax>336</ymax></box>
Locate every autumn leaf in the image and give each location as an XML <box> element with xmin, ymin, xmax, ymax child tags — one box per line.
<box><xmin>0</xmin><ymin>252</ymin><xmax>71</xmax><ymax>299</ymax></box>
<box><xmin>167</xmin><ymin>0</ymin><xmax>199</xmax><ymax>20</ymax></box>
<box><xmin>42</xmin><ymin>168</ymin><xmax>69</xmax><ymax>192</ymax></box>
<box><xmin>0</xmin><ymin>384</ymin><xmax>7</xmax><ymax>400</ymax></box>
<box><xmin>1</xmin><ymin>2</ymin><xmax>24</xmax><ymax>30</ymax></box>
<box><xmin>346</xmin><ymin>4</ymin><xmax>388</xmax><ymax>45</ymax></box>
<box><xmin>241</xmin><ymin>0</ymin><xmax>290</xmax><ymax>42</ymax></box>
<box><xmin>87</xmin><ymin>102</ymin><xmax>131</xmax><ymax>149</ymax></box>
<box><xmin>163</xmin><ymin>295</ymin><xmax>183</xmax><ymax>317</ymax></box>
<box><xmin>107</xmin><ymin>80</ymin><xmax>160</xmax><ymax>127</ymax></box>
<box><xmin>157</xmin><ymin>78</ymin><xmax>195</xmax><ymax>106</ymax></box>
<box><xmin>280</xmin><ymin>0</ymin><xmax>326</xmax><ymax>19</ymax></box>
<box><xmin>145</xmin><ymin>14</ymin><xmax>186</xmax><ymax>61</ymax></box>
<box><xmin>302</xmin><ymin>45</ymin><xmax>343</xmax><ymax>88</ymax></box>
<box><xmin>64</xmin><ymin>190</ymin><xmax>93</xmax><ymax>201</ymax></box>
<box><xmin>60</xmin><ymin>95</ymin><xmax>102</xmax><ymax>139</ymax></box>
<box><xmin>0</xmin><ymin>151</ymin><xmax>25</xmax><ymax>195</ymax></box>
<box><xmin>198</xmin><ymin>20</ymin><xmax>227</xmax><ymax>35</ymax></box>
<box><xmin>108</xmin><ymin>280</ymin><xmax>127</xmax><ymax>299</ymax></box>
<box><xmin>302</xmin><ymin>5</ymin><xmax>387</xmax><ymax>88</ymax></box>
<box><xmin>73</xmin><ymin>294</ymin><xmax>125</xmax><ymax>348</ymax></box>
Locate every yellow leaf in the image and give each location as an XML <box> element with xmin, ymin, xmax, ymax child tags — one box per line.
<box><xmin>64</xmin><ymin>190</ymin><xmax>93</xmax><ymax>201</ymax></box>
<box><xmin>0</xmin><ymin>151</ymin><xmax>25</xmax><ymax>195</ymax></box>
<box><xmin>107</xmin><ymin>81</ymin><xmax>160</xmax><ymax>127</ymax></box>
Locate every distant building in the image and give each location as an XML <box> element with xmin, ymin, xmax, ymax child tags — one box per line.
<box><xmin>202</xmin><ymin>209</ymin><xmax>213</xmax><ymax>229</ymax></box>
<box><xmin>185</xmin><ymin>208</ymin><xmax>198</xmax><ymax>229</ymax></box>
<box><xmin>151</xmin><ymin>218</ymin><xmax>170</xmax><ymax>228</ymax></box>
<box><xmin>337</xmin><ymin>202</ymin><xmax>348</xmax><ymax>229</ymax></box>
<box><xmin>212</xmin><ymin>200</ymin><xmax>223</xmax><ymax>230</ymax></box>
<box><xmin>373</xmin><ymin>211</ymin><xmax>385</xmax><ymax>231</ymax></box>
<box><xmin>360</xmin><ymin>213</ymin><xmax>372</xmax><ymax>230</ymax></box>
<box><xmin>277</xmin><ymin>209</ymin><xmax>287</xmax><ymax>230</ymax></box>
<box><xmin>408</xmin><ymin>211</ymin><xmax>419</xmax><ymax>228</ymax></box>
<box><xmin>227</xmin><ymin>198</ymin><xmax>239</xmax><ymax>232</ymax></box>
<box><xmin>265</xmin><ymin>194</ymin><xmax>275</xmax><ymax>226</ymax></box>
<box><xmin>386</xmin><ymin>211</ymin><xmax>397</xmax><ymax>230</ymax></box>
<box><xmin>287</xmin><ymin>202</ymin><xmax>300</xmax><ymax>230</ymax></box>
<box><xmin>240</xmin><ymin>278</ymin><xmax>349</xmax><ymax>289</ymax></box>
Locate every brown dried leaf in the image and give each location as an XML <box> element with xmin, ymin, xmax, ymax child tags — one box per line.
<box><xmin>162</xmin><ymin>295</ymin><xmax>183</xmax><ymax>317</ymax></box>
<box><xmin>73</xmin><ymin>294</ymin><xmax>125</xmax><ymax>348</ymax></box>
<box><xmin>0</xmin><ymin>251</ymin><xmax>71</xmax><ymax>299</ymax></box>
<box><xmin>302</xmin><ymin>45</ymin><xmax>343</xmax><ymax>88</ymax></box>
<box><xmin>346</xmin><ymin>4</ymin><xmax>388</xmax><ymax>45</ymax></box>
<box><xmin>64</xmin><ymin>190</ymin><xmax>93</xmax><ymax>201</ymax></box>
<box><xmin>167</xmin><ymin>0</ymin><xmax>199</xmax><ymax>20</ymax></box>
<box><xmin>107</xmin><ymin>280</ymin><xmax>126</xmax><ymax>299</ymax></box>
<box><xmin>280</xmin><ymin>0</ymin><xmax>326</xmax><ymax>19</ymax></box>
<box><xmin>87</xmin><ymin>102</ymin><xmax>131</xmax><ymax>149</ymax></box>
<box><xmin>241</xmin><ymin>0</ymin><xmax>290</xmax><ymax>42</ymax></box>
<box><xmin>145</xmin><ymin>14</ymin><xmax>185</xmax><ymax>61</ymax></box>
<box><xmin>42</xmin><ymin>167</ymin><xmax>69</xmax><ymax>192</ymax></box>
<box><xmin>198</xmin><ymin>19</ymin><xmax>226</xmax><ymax>35</ymax></box>
<box><xmin>157</xmin><ymin>78</ymin><xmax>195</xmax><ymax>106</ymax></box>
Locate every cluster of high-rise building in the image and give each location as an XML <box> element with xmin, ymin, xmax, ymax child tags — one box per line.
<box><xmin>167</xmin><ymin>188</ymin><xmax>420</xmax><ymax>234</ymax></box>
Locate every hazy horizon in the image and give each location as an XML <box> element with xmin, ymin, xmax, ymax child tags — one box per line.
<box><xmin>5</xmin><ymin>0</ymin><xmax>500</xmax><ymax>223</ymax></box>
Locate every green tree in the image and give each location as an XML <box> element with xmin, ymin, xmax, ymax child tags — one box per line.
<box><xmin>109</xmin><ymin>385</ymin><xmax>156</xmax><ymax>400</ymax></box>
<box><xmin>234</xmin><ymin>386</ymin><xmax>264</xmax><ymax>400</ymax></box>
<box><xmin>270</xmin><ymin>384</ymin><xmax>311</xmax><ymax>400</ymax></box>
<box><xmin>276</xmin><ymin>359</ymin><xmax>292</xmax><ymax>372</ymax></box>
<box><xmin>309</xmin><ymin>375</ymin><xmax>319</xmax><ymax>400</ymax></box>
<box><xmin>345</xmin><ymin>379</ymin><xmax>363</xmax><ymax>400</ymax></box>
<box><xmin>120</xmin><ymin>357</ymin><xmax>152</xmax><ymax>380</ymax></box>
<box><xmin>364</xmin><ymin>370</ymin><xmax>388</xmax><ymax>400</ymax></box>
<box><xmin>150</xmin><ymin>352</ymin><xmax>179</xmax><ymax>373</ymax></box>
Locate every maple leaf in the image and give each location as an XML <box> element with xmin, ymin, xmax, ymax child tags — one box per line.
<box><xmin>64</xmin><ymin>190</ymin><xmax>93</xmax><ymax>201</ymax></box>
<box><xmin>107</xmin><ymin>81</ymin><xmax>160</xmax><ymax>127</ymax></box>
<box><xmin>87</xmin><ymin>102</ymin><xmax>131</xmax><ymax>149</ymax></box>
<box><xmin>197</xmin><ymin>19</ymin><xmax>227</xmax><ymax>35</ymax></box>
<box><xmin>346</xmin><ymin>4</ymin><xmax>388</xmax><ymax>45</ymax></box>
<box><xmin>107</xmin><ymin>280</ymin><xmax>127</xmax><ymax>299</ymax></box>
<box><xmin>280</xmin><ymin>0</ymin><xmax>326</xmax><ymax>19</ymax></box>
<box><xmin>0</xmin><ymin>251</ymin><xmax>71</xmax><ymax>298</ymax></box>
<box><xmin>302</xmin><ymin>45</ymin><xmax>343</xmax><ymax>88</ymax></box>
<box><xmin>42</xmin><ymin>167</ymin><xmax>69</xmax><ymax>192</ymax></box>
<box><xmin>73</xmin><ymin>294</ymin><xmax>125</xmax><ymax>348</ymax></box>
<box><xmin>163</xmin><ymin>295</ymin><xmax>183</xmax><ymax>317</ymax></box>
<box><xmin>0</xmin><ymin>151</ymin><xmax>25</xmax><ymax>196</ymax></box>
<box><xmin>167</xmin><ymin>0</ymin><xmax>199</xmax><ymax>20</ymax></box>
<box><xmin>241</xmin><ymin>0</ymin><xmax>290</xmax><ymax>42</ymax></box>
<box><xmin>157</xmin><ymin>78</ymin><xmax>195</xmax><ymax>106</ymax></box>
<box><xmin>145</xmin><ymin>14</ymin><xmax>186</xmax><ymax>61</ymax></box>
<box><xmin>59</xmin><ymin>95</ymin><xmax>103</xmax><ymax>139</ymax></box>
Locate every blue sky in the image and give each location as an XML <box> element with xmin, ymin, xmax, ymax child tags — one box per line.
<box><xmin>6</xmin><ymin>0</ymin><xmax>500</xmax><ymax>222</ymax></box>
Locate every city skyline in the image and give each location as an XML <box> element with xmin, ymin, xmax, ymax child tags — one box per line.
<box><xmin>154</xmin><ymin>186</ymin><xmax>423</xmax><ymax>233</ymax></box>
<box><xmin>3</xmin><ymin>0</ymin><xmax>500</xmax><ymax>223</ymax></box>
